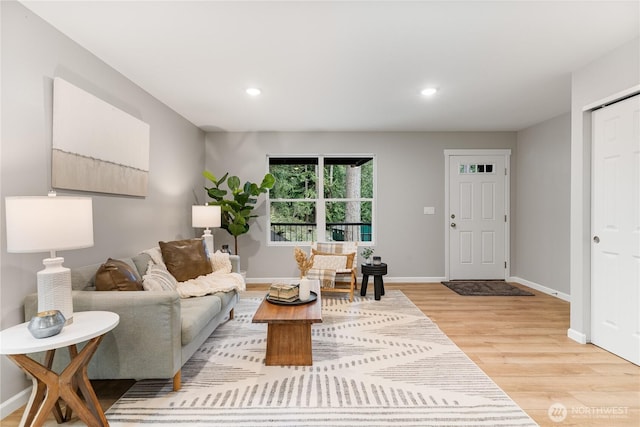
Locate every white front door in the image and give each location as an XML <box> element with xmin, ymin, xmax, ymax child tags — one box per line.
<box><xmin>448</xmin><ymin>154</ymin><xmax>507</xmax><ymax>280</ymax></box>
<box><xmin>591</xmin><ymin>94</ymin><xmax>640</xmax><ymax>365</ymax></box>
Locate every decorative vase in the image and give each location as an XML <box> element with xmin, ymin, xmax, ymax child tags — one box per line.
<box><xmin>299</xmin><ymin>277</ymin><xmax>312</xmax><ymax>301</ymax></box>
<box><xmin>28</xmin><ymin>310</ymin><xmax>66</xmax><ymax>339</ymax></box>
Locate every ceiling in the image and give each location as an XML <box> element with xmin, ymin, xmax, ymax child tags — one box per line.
<box><xmin>20</xmin><ymin>1</ymin><xmax>640</xmax><ymax>132</ymax></box>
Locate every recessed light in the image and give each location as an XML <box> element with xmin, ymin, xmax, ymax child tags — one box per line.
<box><xmin>421</xmin><ymin>88</ymin><xmax>438</xmax><ymax>96</ymax></box>
<box><xmin>246</xmin><ymin>87</ymin><xmax>261</xmax><ymax>96</ymax></box>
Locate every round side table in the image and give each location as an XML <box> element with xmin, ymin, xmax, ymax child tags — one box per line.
<box><xmin>360</xmin><ymin>263</ymin><xmax>387</xmax><ymax>300</ymax></box>
<box><xmin>0</xmin><ymin>311</ymin><xmax>119</xmax><ymax>427</ymax></box>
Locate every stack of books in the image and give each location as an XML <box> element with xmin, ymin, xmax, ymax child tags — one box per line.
<box><xmin>268</xmin><ymin>283</ymin><xmax>300</xmax><ymax>302</ymax></box>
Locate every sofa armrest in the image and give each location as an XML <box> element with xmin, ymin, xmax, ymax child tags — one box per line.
<box><xmin>229</xmin><ymin>255</ymin><xmax>240</xmax><ymax>273</ymax></box>
<box><xmin>24</xmin><ymin>290</ymin><xmax>182</xmax><ymax>380</ymax></box>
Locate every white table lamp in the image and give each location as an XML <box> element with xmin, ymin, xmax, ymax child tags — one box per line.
<box><xmin>192</xmin><ymin>204</ymin><xmax>221</xmax><ymax>256</ymax></box>
<box><xmin>5</xmin><ymin>192</ymin><xmax>94</xmax><ymax>324</ymax></box>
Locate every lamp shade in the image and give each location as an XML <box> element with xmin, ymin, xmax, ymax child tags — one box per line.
<box><xmin>5</xmin><ymin>195</ymin><xmax>94</xmax><ymax>253</ymax></box>
<box><xmin>192</xmin><ymin>205</ymin><xmax>221</xmax><ymax>229</ymax></box>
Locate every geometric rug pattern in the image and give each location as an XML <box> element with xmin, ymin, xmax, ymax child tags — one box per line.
<box><xmin>104</xmin><ymin>291</ymin><xmax>538</xmax><ymax>426</ymax></box>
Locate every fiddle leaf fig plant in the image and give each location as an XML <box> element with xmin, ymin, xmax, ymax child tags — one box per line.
<box><xmin>203</xmin><ymin>170</ymin><xmax>275</xmax><ymax>256</ymax></box>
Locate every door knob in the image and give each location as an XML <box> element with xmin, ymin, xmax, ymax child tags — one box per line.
<box><xmin>593</xmin><ymin>235</ymin><xmax>600</xmax><ymax>244</ymax></box>
<box><xmin>450</xmin><ymin>222</ymin><xmax>456</xmax><ymax>228</ymax></box>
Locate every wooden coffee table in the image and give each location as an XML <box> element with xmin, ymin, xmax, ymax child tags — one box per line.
<box><xmin>252</xmin><ymin>280</ymin><xmax>322</xmax><ymax>366</ymax></box>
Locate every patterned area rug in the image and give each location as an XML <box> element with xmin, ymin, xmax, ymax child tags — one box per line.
<box><xmin>103</xmin><ymin>291</ymin><xmax>536</xmax><ymax>426</ymax></box>
<box><xmin>442</xmin><ymin>281</ymin><xmax>535</xmax><ymax>296</ymax></box>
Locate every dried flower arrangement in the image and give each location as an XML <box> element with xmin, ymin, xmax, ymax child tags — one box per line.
<box><xmin>294</xmin><ymin>247</ymin><xmax>314</xmax><ymax>278</ymax></box>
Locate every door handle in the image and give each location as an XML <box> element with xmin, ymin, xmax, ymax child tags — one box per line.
<box><xmin>450</xmin><ymin>222</ymin><xmax>456</xmax><ymax>228</ymax></box>
<box><xmin>593</xmin><ymin>236</ymin><xmax>600</xmax><ymax>244</ymax></box>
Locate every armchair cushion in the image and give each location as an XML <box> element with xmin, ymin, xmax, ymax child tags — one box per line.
<box><xmin>311</xmin><ymin>254</ymin><xmax>349</xmax><ymax>270</ymax></box>
<box><xmin>311</xmin><ymin>249</ymin><xmax>355</xmax><ymax>269</ymax></box>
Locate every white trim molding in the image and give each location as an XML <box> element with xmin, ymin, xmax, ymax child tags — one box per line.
<box><xmin>246</xmin><ymin>276</ymin><xmax>446</xmax><ymax>285</ymax></box>
<box><xmin>0</xmin><ymin>386</ymin><xmax>31</xmax><ymax>420</ymax></box>
<box><xmin>568</xmin><ymin>328</ymin><xmax>587</xmax><ymax>344</ymax></box>
<box><xmin>508</xmin><ymin>276</ymin><xmax>570</xmax><ymax>302</ymax></box>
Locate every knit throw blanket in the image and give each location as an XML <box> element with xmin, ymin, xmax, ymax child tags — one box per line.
<box><xmin>306</xmin><ymin>268</ymin><xmax>336</xmax><ymax>288</ymax></box>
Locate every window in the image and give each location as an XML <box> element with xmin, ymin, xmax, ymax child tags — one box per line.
<box><xmin>268</xmin><ymin>155</ymin><xmax>375</xmax><ymax>244</ymax></box>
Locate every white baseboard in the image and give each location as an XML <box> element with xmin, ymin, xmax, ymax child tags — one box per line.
<box><xmin>246</xmin><ymin>277</ymin><xmax>446</xmax><ymax>285</ymax></box>
<box><xmin>508</xmin><ymin>276</ymin><xmax>570</xmax><ymax>302</ymax></box>
<box><xmin>0</xmin><ymin>386</ymin><xmax>31</xmax><ymax>420</ymax></box>
<box><xmin>382</xmin><ymin>277</ymin><xmax>446</xmax><ymax>283</ymax></box>
<box><xmin>567</xmin><ymin>328</ymin><xmax>587</xmax><ymax>344</ymax></box>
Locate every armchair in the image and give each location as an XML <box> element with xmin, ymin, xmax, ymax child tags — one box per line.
<box><xmin>308</xmin><ymin>242</ymin><xmax>358</xmax><ymax>302</ymax></box>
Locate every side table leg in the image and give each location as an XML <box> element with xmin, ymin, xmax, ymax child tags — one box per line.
<box><xmin>360</xmin><ymin>274</ymin><xmax>369</xmax><ymax>296</ymax></box>
<box><xmin>43</xmin><ymin>349</ymin><xmax>65</xmax><ymax>423</ymax></box>
<box><xmin>63</xmin><ymin>345</ymin><xmax>79</xmax><ymax>421</ymax></box>
<box><xmin>59</xmin><ymin>336</ymin><xmax>108</xmax><ymax>427</ymax></box>
<box><xmin>374</xmin><ymin>275</ymin><xmax>384</xmax><ymax>300</ymax></box>
<box><xmin>7</xmin><ymin>354</ymin><xmax>63</xmax><ymax>427</ymax></box>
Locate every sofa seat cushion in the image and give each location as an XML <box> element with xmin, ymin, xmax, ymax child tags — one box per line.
<box><xmin>213</xmin><ymin>290</ymin><xmax>237</xmax><ymax>308</ymax></box>
<box><xmin>180</xmin><ymin>294</ymin><xmax>222</xmax><ymax>345</ymax></box>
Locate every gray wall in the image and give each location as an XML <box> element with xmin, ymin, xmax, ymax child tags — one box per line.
<box><xmin>1</xmin><ymin>2</ymin><xmax>206</xmax><ymax>406</ymax></box>
<box><xmin>514</xmin><ymin>113</ymin><xmax>571</xmax><ymax>295</ymax></box>
<box><xmin>569</xmin><ymin>37</ymin><xmax>640</xmax><ymax>342</ymax></box>
<box><xmin>205</xmin><ymin>131</ymin><xmax>518</xmax><ymax>280</ymax></box>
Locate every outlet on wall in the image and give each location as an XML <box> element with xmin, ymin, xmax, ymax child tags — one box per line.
<box><xmin>423</xmin><ymin>207</ymin><xmax>435</xmax><ymax>215</ymax></box>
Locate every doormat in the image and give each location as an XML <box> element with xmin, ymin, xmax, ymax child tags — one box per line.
<box><xmin>441</xmin><ymin>280</ymin><xmax>534</xmax><ymax>296</ymax></box>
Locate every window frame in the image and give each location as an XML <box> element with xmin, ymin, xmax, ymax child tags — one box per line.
<box><xmin>267</xmin><ymin>154</ymin><xmax>376</xmax><ymax>246</ymax></box>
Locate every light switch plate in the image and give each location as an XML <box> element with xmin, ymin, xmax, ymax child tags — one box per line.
<box><xmin>424</xmin><ymin>207</ymin><xmax>435</xmax><ymax>215</ymax></box>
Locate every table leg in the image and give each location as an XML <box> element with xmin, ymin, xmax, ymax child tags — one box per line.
<box><xmin>59</xmin><ymin>336</ymin><xmax>108</xmax><ymax>426</ymax></box>
<box><xmin>64</xmin><ymin>345</ymin><xmax>79</xmax><ymax>421</ymax></box>
<box><xmin>374</xmin><ymin>275</ymin><xmax>384</xmax><ymax>300</ymax></box>
<box><xmin>8</xmin><ymin>354</ymin><xmax>65</xmax><ymax>427</ymax></box>
<box><xmin>7</xmin><ymin>335</ymin><xmax>109</xmax><ymax>427</ymax></box>
<box><xmin>265</xmin><ymin>323</ymin><xmax>312</xmax><ymax>366</ymax></box>
<box><xmin>43</xmin><ymin>349</ymin><xmax>65</xmax><ymax>423</ymax></box>
<box><xmin>360</xmin><ymin>274</ymin><xmax>370</xmax><ymax>296</ymax></box>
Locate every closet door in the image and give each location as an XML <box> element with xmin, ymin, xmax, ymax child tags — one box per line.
<box><xmin>591</xmin><ymin>94</ymin><xmax>640</xmax><ymax>365</ymax></box>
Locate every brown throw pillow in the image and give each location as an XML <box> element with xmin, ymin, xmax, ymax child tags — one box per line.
<box><xmin>159</xmin><ymin>239</ymin><xmax>212</xmax><ymax>282</ymax></box>
<box><xmin>95</xmin><ymin>258</ymin><xmax>143</xmax><ymax>291</ymax></box>
<box><xmin>311</xmin><ymin>249</ymin><xmax>356</xmax><ymax>269</ymax></box>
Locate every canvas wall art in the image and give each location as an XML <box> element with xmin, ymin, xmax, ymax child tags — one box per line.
<box><xmin>52</xmin><ymin>77</ymin><xmax>150</xmax><ymax>197</ymax></box>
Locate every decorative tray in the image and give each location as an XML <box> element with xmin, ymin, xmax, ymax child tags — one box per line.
<box><xmin>266</xmin><ymin>291</ymin><xmax>318</xmax><ymax>306</ymax></box>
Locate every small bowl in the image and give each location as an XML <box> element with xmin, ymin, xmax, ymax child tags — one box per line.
<box><xmin>28</xmin><ymin>310</ymin><xmax>66</xmax><ymax>339</ymax></box>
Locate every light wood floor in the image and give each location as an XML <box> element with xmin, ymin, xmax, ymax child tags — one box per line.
<box><xmin>4</xmin><ymin>282</ymin><xmax>639</xmax><ymax>427</ymax></box>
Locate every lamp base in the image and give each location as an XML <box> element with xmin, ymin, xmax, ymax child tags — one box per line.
<box><xmin>202</xmin><ymin>229</ymin><xmax>215</xmax><ymax>257</ymax></box>
<box><xmin>37</xmin><ymin>257</ymin><xmax>73</xmax><ymax>325</ymax></box>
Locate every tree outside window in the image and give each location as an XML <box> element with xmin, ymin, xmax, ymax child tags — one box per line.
<box><xmin>268</xmin><ymin>156</ymin><xmax>374</xmax><ymax>244</ymax></box>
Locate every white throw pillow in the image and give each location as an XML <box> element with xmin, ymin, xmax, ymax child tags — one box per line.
<box><xmin>312</xmin><ymin>254</ymin><xmax>348</xmax><ymax>270</ymax></box>
<box><xmin>142</xmin><ymin>262</ymin><xmax>178</xmax><ymax>291</ymax></box>
<box><xmin>210</xmin><ymin>250</ymin><xmax>232</xmax><ymax>273</ymax></box>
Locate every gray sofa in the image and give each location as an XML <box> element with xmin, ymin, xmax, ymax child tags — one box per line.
<box><xmin>24</xmin><ymin>251</ymin><xmax>241</xmax><ymax>391</ymax></box>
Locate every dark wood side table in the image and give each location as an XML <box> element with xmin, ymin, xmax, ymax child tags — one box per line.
<box><xmin>360</xmin><ymin>263</ymin><xmax>387</xmax><ymax>300</ymax></box>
